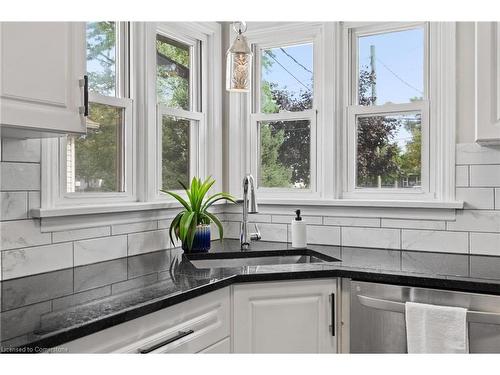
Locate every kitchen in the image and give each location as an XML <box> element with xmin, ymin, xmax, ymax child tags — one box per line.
<box><xmin>0</xmin><ymin>0</ymin><xmax>499</xmax><ymax>372</ymax></box>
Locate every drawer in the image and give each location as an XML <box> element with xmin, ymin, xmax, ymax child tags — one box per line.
<box><xmin>63</xmin><ymin>287</ymin><xmax>230</xmax><ymax>353</ymax></box>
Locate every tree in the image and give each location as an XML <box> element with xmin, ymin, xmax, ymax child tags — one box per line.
<box><xmin>74</xmin><ymin>22</ymin><xmax>120</xmax><ymax>192</ymax></box>
<box><xmin>356</xmin><ymin>67</ymin><xmax>401</xmax><ymax>187</ymax></box>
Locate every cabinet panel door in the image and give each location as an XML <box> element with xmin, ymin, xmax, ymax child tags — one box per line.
<box><xmin>0</xmin><ymin>22</ymin><xmax>86</xmax><ymax>134</ymax></box>
<box><xmin>198</xmin><ymin>337</ymin><xmax>231</xmax><ymax>353</ymax></box>
<box><xmin>475</xmin><ymin>22</ymin><xmax>500</xmax><ymax>144</ymax></box>
<box><xmin>233</xmin><ymin>279</ymin><xmax>337</xmax><ymax>353</ymax></box>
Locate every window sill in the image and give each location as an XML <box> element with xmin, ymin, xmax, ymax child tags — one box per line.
<box><xmin>32</xmin><ymin>201</ymin><xmax>226</xmax><ymax>233</ymax></box>
<box><xmin>31</xmin><ymin>201</ymin><xmax>188</xmax><ymax>218</ymax></box>
<box><xmin>224</xmin><ymin>198</ymin><xmax>463</xmax><ymax>221</ymax></box>
<box><xmin>256</xmin><ymin>198</ymin><xmax>464</xmax><ymax>209</ymax></box>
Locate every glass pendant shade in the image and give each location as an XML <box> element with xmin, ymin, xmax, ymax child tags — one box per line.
<box><xmin>226</xmin><ymin>25</ymin><xmax>252</xmax><ymax>92</ymax></box>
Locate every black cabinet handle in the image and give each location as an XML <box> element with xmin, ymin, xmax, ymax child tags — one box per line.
<box><xmin>138</xmin><ymin>330</ymin><xmax>194</xmax><ymax>354</ymax></box>
<box><xmin>83</xmin><ymin>75</ymin><xmax>89</xmax><ymax>117</ymax></box>
<box><xmin>331</xmin><ymin>293</ymin><xmax>335</xmax><ymax>336</ymax></box>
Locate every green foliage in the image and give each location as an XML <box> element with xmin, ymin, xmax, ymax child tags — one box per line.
<box><xmin>161</xmin><ymin>177</ymin><xmax>236</xmax><ymax>250</ymax></box>
<box><xmin>162</xmin><ymin>116</ymin><xmax>190</xmax><ymax>190</ymax></box>
<box><xmin>260</xmin><ymin>125</ymin><xmax>292</xmax><ymax>187</ymax></box>
<box><xmin>74</xmin><ymin>102</ymin><xmax>121</xmax><ymax>192</ymax></box>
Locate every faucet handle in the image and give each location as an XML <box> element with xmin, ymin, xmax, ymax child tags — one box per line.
<box><xmin>250</xmin><ymin>223</ymin><xmax>261</xmax><ymax>241</ymax></box>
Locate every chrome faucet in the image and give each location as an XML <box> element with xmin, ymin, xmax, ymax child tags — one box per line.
<box><xmin>240</xmin><ymin>174</ymin><xmax>261</xmax><ymax>250</ymax></box>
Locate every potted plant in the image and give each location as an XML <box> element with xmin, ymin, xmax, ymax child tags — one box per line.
<box><xmin>161</xmin><ymin>176</ymin><xmax>236</xmax><ymax>253</ymax></box>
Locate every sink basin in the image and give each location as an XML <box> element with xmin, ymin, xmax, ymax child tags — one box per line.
<box><xmin>185</xmin><ymin>249</ymin><xmax>340</xmax><ymax>269</ymax></box>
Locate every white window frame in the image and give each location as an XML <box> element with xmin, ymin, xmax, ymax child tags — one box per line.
<box><xmin>154</xmin><ymin>24</ymin><xmax>208</xmax><ymax>200</ymax></box>
<box><xmin>42</xmin><ymin>21</ymin><xmax>136</xmax><ymax>208</ymax></box>
<box><xmin>247</xmin><ymin>24</ymin><xmax>323</xmax><ymax>199</ymax></box>
<box><xmin>344</xmin><ymin>22</ymin><xmax>431</xmax><ymax>200</ymax></box>
<box><xmin>340</xmin><ymin>22</ymin><xmax>456</xmax><ymax>202</ymax></box>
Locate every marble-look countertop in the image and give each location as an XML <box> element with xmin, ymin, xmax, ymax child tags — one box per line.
<box><xmin>2</xmin><ymin>239</ymin><xmax>500</xmax><ymax>352</ymax></box>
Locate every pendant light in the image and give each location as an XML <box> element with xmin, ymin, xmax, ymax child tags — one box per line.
<box><xmin>226</xmin><ymin>21</ymin><xmax>252</xmax><ymax>92</ymax></box>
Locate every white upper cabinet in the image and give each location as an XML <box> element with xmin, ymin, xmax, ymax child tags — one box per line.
<box><xmin>476</xmin><ymin>22</ymin><xmax>500</xmax><ymax>145</ymax></box>
<box><xmin>0</xmin><ymin>22</ymin><xmax>86</xmax><ymax>137</ymax></box>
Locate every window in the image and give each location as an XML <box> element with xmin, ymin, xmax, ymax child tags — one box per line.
<box><xmin>345</xmin><ymin>23</ymin><xmax>431</xmax><ymax>199</ymax></box>
<box><xmin>251</xmin><ymin>39</ymin><xmax>317</xmax><ymax>194</ymax></box>
<box><xmin>156</xmin><ymin>30</ymin><xmax>204</xmax><ymax>193</ymax></box>
<box><xmin>65</xmin><ymin>22</ymin><xmax>132</xmax><ymax>196</ymax></box>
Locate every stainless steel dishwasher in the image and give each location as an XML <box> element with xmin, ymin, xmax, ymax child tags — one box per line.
<box><xmin>346</xmin><ymin>280</ymin><xmax>500</xmax><ymax>353</ymax></box>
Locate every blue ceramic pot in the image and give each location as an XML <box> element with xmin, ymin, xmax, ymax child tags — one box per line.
<box><xmin>182</xmin><ymin>224</ymin><xmax>211</xmax><ymax>253</ymax></box>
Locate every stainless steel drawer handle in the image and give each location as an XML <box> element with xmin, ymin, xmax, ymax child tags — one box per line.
<box><xmin>138</xmin><ymin>329</ymin><xmax>194</xmax><ymax>354</ymax></box>
<box><xmin>357</xmin><ymin>294</ymin><xmax>500</xmax><ymax>325</ymax></box>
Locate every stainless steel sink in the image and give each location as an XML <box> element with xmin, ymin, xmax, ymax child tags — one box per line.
<box><xmin>185</xmin><ymin>250</ymin><xmax>340</xmax><ymax>269</ymax></box>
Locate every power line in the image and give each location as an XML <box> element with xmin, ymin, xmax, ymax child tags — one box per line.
<box><xmin>279</xmin><ymin>48</ymin><xmax>313</xmax><ymax>74</ymax></box>
<box><xmin>264</xmin><ymin>50</ymin><xmax>311</xmax><ymax>92</ymax></box>
<box><xmin>376</xmin><ymin>57</ymin><xmax>424</xmax><ymax>95</ymax></box>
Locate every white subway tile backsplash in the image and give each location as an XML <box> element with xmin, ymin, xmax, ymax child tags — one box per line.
<box><xmin>447</xmin><ymin>210</ymin><xmax>500</xmax><ymax>232</ymax></box>
<box><xmin>470</xmin><ymin>165</ymin><xmax>500</xmax><ymax>187</ymax></box>
<box><xmin>225</xmin><ymin>213</ymin><xmax>271</xmax><ymax>223</ymax></box>
<box><xmin>381</xmin><ymin>218</ymin><xmax>446</xmax><ymax>230</ymax></box>
<box><xmin>455</xmin><ymin>165</ymin><xmax>469</xmax><ymax>187</ymax></box>
<box><xmin>53</xmin><ymin>226</ymin><xmax>111</xmax><ymax>243</ymax></box>
<box><xmin>0</xmin><ymin>219</ymin><xmax>51</xmax><ymax>250</ymax></box>
<box><xmin>496</xmin><ymin>189</ymin><xmax>500</xmax><ymax>210</ymax></box>
<box><xmin>342</xmin><ymin>227</ymin><xmax>400</xmax><ymax>249</ymax></box>
<box><xmin>74</xmin><ymin>235</ymin><xmax>127</xmax><ymax>266</ymax></box>
<box><xmin>222</xmin><ymin>221</ymin><xmax>240</xmax><ymax>239</ymax></box>
<box><xmin>0</xmin><ymin>162</ymin><xmax>40</xmax><ymax>191</ymax></box>
<box><xmin>258</xmin><ymin>223</ymin><xmax>288</xmax><ymax>242</ymax></box>
<box><xmin>2</xmin><ymin>242</ymin><xmax>73</xmax><ymax>280</ymax></box>
<box><xmin>456</xmin><ymin>187</ymin><xmax>495</xmax><ymax>209</ymax></box>
<box><xmin>2</xmin><ymin>138</ymin><xmax>41</xmax><ymax>163</ymax></box>
<box><xmin>111</xmin><ymin>221</ymin><xmax>157</xmax><ymax>235</ymax></box>
<box><xmin>127</xmin><ymin>229</ymin><xmax>170</xmax><ymax>256</ymax></box>
<box><xmin>470</xmin><ymin>232</ymin><xmax>500</xmax><ymax>256</ymax></box>
<box><xmin>1</xmin><ymin>192</ymin><xmax>27</xmax><ymax>220</ymax></box>
<box><xmin>272</xmin><ymin>214</ymin><xmax>322</xmax><ymax>225</ymax></box>
<box><xmin>307</xmin><ymin>225</ymin><xmax>341</xmax><ymax>245</ymax></box>
<box><xmin>324</xmin><ymin>216</ymin><xmax>380</xmax><ymax>227</ymax></box>
<box><xmin>27</xmin><ymin>191</ymin><xmax>40</xmax><ymax>212</ymax></box>
<box><xmin>158</xmin><ymin>218</ymin><xmax>173</xmax><ymax>229</ymax></box>
<box><xmin>456</xmin><ymin>143</ymin><xmax>500</xmax><ymax>165</ymax></box>
<box><xmin>402</xmin><ymin>229</ymin><xmax>469</xmax><ymax>253</ymax></box>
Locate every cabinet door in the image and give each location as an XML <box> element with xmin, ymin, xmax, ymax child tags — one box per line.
<box><xmin>475</xmin><ymin>22</ymin><xmax>500</xmax><ymax>144</ymax></box>
<box><xmin>0</xmin><ymin>22</ymin><xmax>86</xmax><ymax>135</ymax></box>
<box><xmin>233</xmin><ymin>279</ymin><xmax>337</xmax><ymax>353</ymax></box>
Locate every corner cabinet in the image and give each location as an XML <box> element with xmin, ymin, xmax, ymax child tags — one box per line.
<box><xmin>232</xmin><ymin>279</ymin><xmax>338</xmax><ymax>353</ymax></box>
<box><xmin>475</xmin><ymin>22</ymin><xmax>500</xmax><ymax>145</ymax></box>
<box><xmin>0</xmin><ymin>22</ymin><xmax>87</xmax><ymax>138</ymax></box>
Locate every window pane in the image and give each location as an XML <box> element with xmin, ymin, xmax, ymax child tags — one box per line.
<box><xmin>358</xmin><ymin>27</ymin><xmax>424</xmax><ymax>105</ymax></box>
<box><xmin>86</xmin><ymin>22</ymin><xmax>117</xmax><ymax>96</ymax></box>
<box><xmin>162</xmin><ymin>115</ymin><xmax>191</xmax><ymax>191</ymax></box>
<box><xmin>259</xmin><ymin>120</ymin><xmax>310</xmax><ymax>189</ymax></box>
<box><xmin>156</xmin><ymin>35</ymin><xmax>191</xmax><ymax>110</ymax></box>
<box><xmin>261</xmin><ymin>43</ymin><xmax>313</xmax><ymax>114</ymax></box>
<box><xmin>356</xmin><ymin>112</ymin><xmax>421</xmax><ymax>189</ymax></box>
<box><xmin>67</xmin><ymin>103</ymin><xmax>124</xmax><ymax>193</ymax></box>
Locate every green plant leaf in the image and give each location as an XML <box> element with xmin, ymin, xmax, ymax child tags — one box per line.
<box><xmin>202</xmin><ymin>192</ymin><xmax>237</xmax><ymax>211</ymax></box>
<box><xmin>161</xmin><ymin>190</ymin><xmax>191</xmax><ymax>211</ymax></box>
<box><xmin>179</xmin><ymin>211</ymin><xmax>195</xmax><ymax>241</ymax></box>
<box><xmin>204</xmin><ymin>211</ymin><xmax>224</xmax><ymax>240</ymax></box>
<box><xmin>169</xmin><ymin>212</ymin><xmax>183</xmax><ymax>247</ymax></box>
<box><xmin>186</xmin><ymin>213</ymin><xmax>198</xmax><ymax>250</ymax></box>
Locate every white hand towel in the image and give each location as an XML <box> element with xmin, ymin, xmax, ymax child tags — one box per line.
<box><xmin>405</xmin><ymin>302</ymin><xmax>468</xmax><ymax>353</ymax></box>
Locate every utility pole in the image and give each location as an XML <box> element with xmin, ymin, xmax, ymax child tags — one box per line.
<box><xmin>370</xmin><ymin>44</ymin><xmax>376</xmax><ymax>105</ymax></box>
<box><xmin>370</xmin><ymin>44</ymin><xmax>382</xmax><ymax>188</ymax></box>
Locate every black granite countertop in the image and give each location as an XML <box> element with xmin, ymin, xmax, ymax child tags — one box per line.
<box><xmin>2</xmin><ymin>239</ymin><xmax>500</xmax><ymax>352</ymax></box>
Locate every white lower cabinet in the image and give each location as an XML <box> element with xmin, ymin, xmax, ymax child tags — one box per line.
<box><xmin>63</xmin><ymin>288</ymin><xmax>230</xmax><ymax>353</ymax></box>
<box><xmin>232</xmin><ymin>279</ymin><xmax>338</xmax><ymax>353</ymax></box>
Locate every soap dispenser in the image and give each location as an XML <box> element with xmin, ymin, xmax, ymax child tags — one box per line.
<box><xmin>291</xmin><ymin>209</ymin><xmax>307</xmax><ymax>249</ymax></box>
